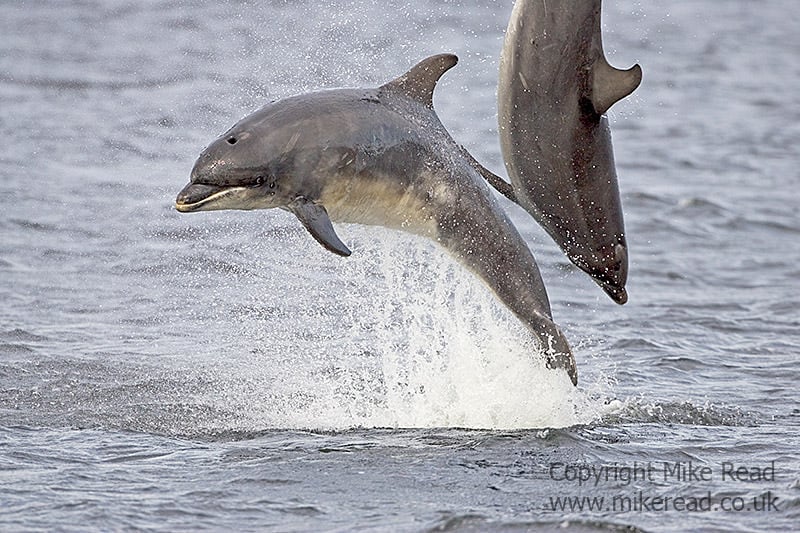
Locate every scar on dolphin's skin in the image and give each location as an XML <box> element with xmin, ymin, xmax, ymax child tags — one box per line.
<box><xmin>496</xmin><ymin>0</ymin><xmax>642</xmax><ymax>304</ymax></box>
<box><xmin>176</xmin><ymin>54</ymin><xmax>578</xmax><ymax>385</ymax></box>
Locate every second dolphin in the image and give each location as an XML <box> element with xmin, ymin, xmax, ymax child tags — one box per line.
<box><xmin>497</xmin><ymin>0</ymin><xmax>642</xmax><ymax>304</ymax></box>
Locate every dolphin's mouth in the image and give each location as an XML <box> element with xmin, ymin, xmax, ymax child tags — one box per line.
<box><xmin>175</xmin><ymin>182</ymin><xmax>245</xmax><ymax>212</ymax></box>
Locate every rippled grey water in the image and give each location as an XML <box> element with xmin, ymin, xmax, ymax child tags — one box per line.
<box><xmin>1</xmin><ymin>0</ymin><xmax>798</xmax><ymax>531</ymax></box>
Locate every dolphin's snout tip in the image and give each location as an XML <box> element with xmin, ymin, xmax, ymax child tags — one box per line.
<box><xmin>174</xmin><ymin>192</ymin><xmax>194</xmax><ymax>213</ymax></box>
<box><xmin>608</xmin><ymin>286</ymin><xmax>628</xmax><ymax>305</ymax></box>
<box><xmin>174</xmin><ymin>182</ymin><xmax>227</xmax><ymax>213</ymax></box>
<box><xmin>175</xmin><ymin>184</ymin><xmax>195</xmax><ymax>212</ymax></box>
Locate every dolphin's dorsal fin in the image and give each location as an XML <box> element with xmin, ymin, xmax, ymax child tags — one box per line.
<box><xmin>380</xmin><ymin>54</ymin><xmax>458</xmax><ymax>108</ymax></box>
<box><xmin>591</xmin><ymin>58</ymin><xmax>642</xmax><ymax>116</ymax></box>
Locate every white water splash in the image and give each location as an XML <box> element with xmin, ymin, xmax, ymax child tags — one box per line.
<box><xmin>178</xmin><ymin>221</ymin><xmax>615</xmax><ymax>431</ymax></box>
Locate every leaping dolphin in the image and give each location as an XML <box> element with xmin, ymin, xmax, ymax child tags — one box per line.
<box><xmin>496</xmin><ymin>0</ymin><xmax>642</xmax><ymax>304</ymax></box>
<box><xmin>175</xmin><ymin>54</ymin><xmax>578</xmax><ymax>385</ymax></box>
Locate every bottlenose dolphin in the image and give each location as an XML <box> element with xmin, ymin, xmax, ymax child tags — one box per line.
<box><xmin>175</xmin><ymin>55</ymin><xmax>578</xmax><ymax>384</ymax></box>
<box><xmin>496</xmin><ymin>0</ymin><xmax>642</xmax><ymax>304</ymax></box>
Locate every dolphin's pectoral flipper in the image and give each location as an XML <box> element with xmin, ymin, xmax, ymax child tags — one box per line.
<box><xmin>458</xmin><ymin>145</ymin><xmax>517</xmax><ymax>203</ymax></box>
<box><xmin>591</xmin><ymin>59</ymin><xmax>643</xmax><ymax>116</ymax></box>
<box><xmin>288</xmin><ymin>196</ymin><xmax>352</xmax><ymax>257</ymax></box>
<box><xmin>379</xmin><ymin>53</ymin><xmax>459</xmax><ymax>108</ymax></box>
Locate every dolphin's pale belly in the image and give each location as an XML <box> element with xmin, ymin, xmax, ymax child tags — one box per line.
<box><xmin>320</xmin><ymin>174</ymin><xmax>441</xmax><ymax>238</ymax></box>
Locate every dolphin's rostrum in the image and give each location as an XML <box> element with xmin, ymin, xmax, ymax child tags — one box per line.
<box><xmin>176</xmin><ymin>54</ymin><xmax>578</xmax><ymax>385</ymax></box>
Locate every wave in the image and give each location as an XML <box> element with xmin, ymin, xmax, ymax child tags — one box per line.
<box><xmin>0</xmin><ymin>73</ymin><xmax>195</xmax><ymax>92</ymax></box>
<box><xmin>0</xmin><ymin>328</ymin><xmax>50</xmax><ymax>343</ymax></box>
<box><xmin>602</xmin><ymin>398</ymin><xmax>756</xmax><ymax>427</ymax></box>
<box><xmin>426</xmin><ymin>514</ymin><xmax>647</xmax><ymax>533</ymax></box>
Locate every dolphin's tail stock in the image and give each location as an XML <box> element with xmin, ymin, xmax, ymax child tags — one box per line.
<box><xmin>533</xmin><ymin>317</ymin><xmax>578</xmax><ymax>386</ymax></box>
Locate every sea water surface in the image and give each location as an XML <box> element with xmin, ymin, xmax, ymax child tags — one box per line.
<box><xmin>1</xmin><ymin>1</ymin><xmax>798</xmax><ymax>531</ymax></box>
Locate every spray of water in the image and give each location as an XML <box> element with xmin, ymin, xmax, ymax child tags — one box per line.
<box><xmin>176</xmin><ymin>220</ymin><xmax>615</xmax><ymax>432</ymax></box>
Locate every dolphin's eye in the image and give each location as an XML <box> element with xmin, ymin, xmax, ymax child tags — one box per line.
<box><xmin>254</xmin><ymin>176</ymin><xmax>265</xmax><ymax>186</ymax></box>
<box><xmin>227</xmin><ymin>137</ymin><xmax>237</xmax><ymax>145</ymax></box>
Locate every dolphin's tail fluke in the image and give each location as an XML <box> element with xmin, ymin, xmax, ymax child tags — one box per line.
<box><xmin>458</xmin><ymin>144</ymin><xmax>518</xmax><ymax>204</ymax></box>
